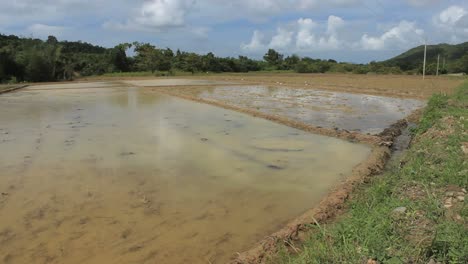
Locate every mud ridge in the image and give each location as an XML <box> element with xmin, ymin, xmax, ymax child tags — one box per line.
<box><xmin>0</xmin><ymin>85</ymin><xmax>28</xmax><ymax>95</ymax></box>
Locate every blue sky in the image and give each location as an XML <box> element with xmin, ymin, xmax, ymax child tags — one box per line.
<box><xmin>0</xmin><ymin>0</ymin><xmax>467</xmax><ymax>63</ymax></box>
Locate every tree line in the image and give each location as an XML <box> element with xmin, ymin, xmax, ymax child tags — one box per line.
<box><xmin>1</xmin><ymin>34</ymin><xmax>466</xmax><ymax>83</ymax></box>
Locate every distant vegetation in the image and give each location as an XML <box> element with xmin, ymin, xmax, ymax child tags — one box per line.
<box><xmin>1</xmin><ymin>33</ymin><xmax>467</xmax><ymax>83</ymax></box>
<box><xmin>383</xmin><ymin>42</ymin><xmax>468</xmax><ymax>75</ymax></box>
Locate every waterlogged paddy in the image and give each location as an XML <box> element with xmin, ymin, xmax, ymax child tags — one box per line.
<box><xmin>123</xmin><ymin>79</ymin><xmax>234</xmax><ymax>87</ymax></box>
<box><xmin>189</xmin><ymin>85</ymin><xmax>425</xmax><ymax>134</ymax></box>
<box><xmin>0</xmin><ymin>83</ymin><xmax>371</xmax><ymax>264</ymax></box>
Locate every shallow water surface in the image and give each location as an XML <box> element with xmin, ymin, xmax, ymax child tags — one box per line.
<box><xmin>196</xmin><ymin>86</ymin><xmax>425</xmax><ymax>134</ymax></box>
<box><xmin>0</xmin><ymin>84</ymin><xmax>370</xmax><ymax>263</ymax></box>
<box><xmin>123</xmin><ymin>79</ymin><xmax>234</xmax><ymax>87</ymax></box>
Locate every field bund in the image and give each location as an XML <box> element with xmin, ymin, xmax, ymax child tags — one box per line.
<box><xmin>0</xmin><ymin>77</ymin><xmax>431</xmax><ymax>263</ymax></box>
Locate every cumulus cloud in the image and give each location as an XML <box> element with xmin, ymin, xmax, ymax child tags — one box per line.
<box><xmin>433</xmin><ymin>5</ymin><xmax>468</xmax><ymax>42</ymax></box>
<box><xmin>434</xmin><ymin>6</ymin><xmax>468</xmax><ymax>35</ymax></box>
<box><xmin>269</xmin><ymin>28</ymin><xmax>294</xmax><ymax>49</ymax></box>
<box><xmin>241</xmin><ymin>30</ymin><xmax>266</xmax><ymax>52</ymax></box>
<box><xmin>242</xmin><ymin>16</ymin><xmax>429</xmax><ymax>53</ymax></box>
<box><xmin>437</xmin><ymin>5</ymin><xmax>467</xmax><ymax>26</ymax></box>
<box><xmin>360</xmin><ymin>21</ymin><xmax>424</xmax><ymax>50</ymax></box>
<box><xmin>249</xmin><ymin>15</ymin><xmax>348</xmax><ymax>52</ymax></box>
<box><xmin>135</xmin><ymin>0</ymin><xmax>194</xmax><ymax>28</ymax></box>
<box><xmin>296</xmin><ymin>18</ymin><xmax>318</xmax><ymax>49</ymax></box>
<box><xmin>295</xmin><ymin>16</ymin><xmax>346</xmax><ymax>50</ymax></box>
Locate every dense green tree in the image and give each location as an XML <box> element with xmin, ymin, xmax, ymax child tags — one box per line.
<box><xmin>452</xmin><ymin>54</ymin><xmax>468</xmax><ymax>73</ymax></box>
<box><xmin>263</xmin><ymin>49</ymin><xmax>283</xmax><ymax>67</ymax></box>
<box><xmin>133</xmin><ymin>42</ymin><xmax>160</xmax><ymax>73</ymax></box>
<box><xmin>185</xmin><ymin>53</ymin><xmax>202</xmax><ymax>74</ymax></box>
<box><xmin>1</xmin><ymin>33</ymin><xmax>467</xmax><ymax>83</ymax></box>
<box><xmin>111</xmin><ymin>43</ymin><xmax>132</xmax><ymax>72</ymax></box>
<box><xmin>25</xmin><ymin>51</ymin><xmax>52</xmax><ymax>82</ymax></box>
<box><xmin>44</xmin><ymin>35</ymin><xmax>62</xmax><ymax>79</ymax></box>
<box><xmin>159</xmin><ymin>48</ymin><xmax>174</xmax><ymax>71</ymax></box>
<box><xmin>284</xmin><ymin>55</ymin><xmax>300</xmax><ymax>70</ymax></box>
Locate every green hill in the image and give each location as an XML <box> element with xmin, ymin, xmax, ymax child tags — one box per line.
<box><xmin>383</xmin><ymin>42</ymin><xmax>468</xmax><ymax>74</ymax></box>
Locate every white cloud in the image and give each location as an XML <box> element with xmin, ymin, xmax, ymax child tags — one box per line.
<box><xmin>296</xmin><ymin>16</ymin><xmax>346</xmax><ymax>50</ymax></box>
<box><xmin>104</xmin><ymin>0</ymin><xmax>195</xmax><ymax>32</ymax></box>
<box><xmin>135</xmin><ymin>0</ymin><xmax>194</xmax><ymax>28</ymax></box>
<box><xmin>438</xmin><ymin>5</ymin><xmax>467</xmax><ymax>26</ymax></box>
<box><xmin>243</xmin><ymin>15</ymin><xmax>349</xmax><ymax>52</ymax></box>
<box><xmin>327</xmin><ymin>15</ymin><xmax>345</xmax><ymax>35</ymax></box>
<box><xmin>296</xmin><ymin>18</ymin><xmax>318</xmax><ymax>49</ymax></box>
<box><xmin>269</xmin><ymin>27</ymin><xmax>294</xmax><ymax>49</ymax></box>
<box><xmin>360</xmin><ymin>21</ymin><xmax>424</xmax><ymax>50</ymax></box>
<box><xmin>241</xmin><ymin>30</ymin><xmax>266</xmax><ymax>52</ymax></box>
<box><xmin>433</xmin><ymin>5</ymin><xmax>468</xmax><ymax>42</ymax></box>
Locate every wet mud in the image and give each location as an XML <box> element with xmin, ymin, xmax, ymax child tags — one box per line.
<box><xmin>0</xmin><ymin>84</ymin><xmax>371</xmax><ymax>264</ymax></box>
<box><xmin>155</xmin><ymin>85</ymin><xmax>425</xmax><ymax>135</ymax></box>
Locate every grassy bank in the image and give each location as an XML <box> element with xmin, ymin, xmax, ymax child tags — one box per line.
<box><xmin>276</xmin><ymin>83</ymin><xmax>468</xmax><ymax>264</ymax></box>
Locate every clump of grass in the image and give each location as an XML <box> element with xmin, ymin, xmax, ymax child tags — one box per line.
<box><xmin>276</xmin><ymin>82</ymin><xmax>468</xmax><ymax>264</ymax></box>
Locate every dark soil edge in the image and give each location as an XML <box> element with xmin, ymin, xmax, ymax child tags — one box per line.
<box><xmin>0</xmin><ymin>85</ymin><xmax>28</xmax><ymax>95</ymax></box>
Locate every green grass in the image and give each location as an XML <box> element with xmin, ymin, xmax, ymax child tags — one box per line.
<box><xmin>275</xmin><ymin>83</ymin><xmax>468</xmax><ymax>264</ymax></box>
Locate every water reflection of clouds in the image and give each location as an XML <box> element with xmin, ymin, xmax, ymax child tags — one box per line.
<box><xmin>0</xmin><ymin>84</ymin><xmax>373</xmax><ymax>264</ymax></box>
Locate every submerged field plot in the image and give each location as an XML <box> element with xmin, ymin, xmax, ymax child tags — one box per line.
<box><xmin>154</xmin><ymin>85</ymin><xmax>425</xmax><ymax>134</ymax></box>
<box><xmin>0</xmin><ymin>82</ymin><xmax>370</xmax><ymax>264</ymax></box>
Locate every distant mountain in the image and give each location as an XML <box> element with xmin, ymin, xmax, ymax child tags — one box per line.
<box><xmin>383</xmin><ymin>42</ymin><xmax>468</xmax><ymax>73</ymax></box>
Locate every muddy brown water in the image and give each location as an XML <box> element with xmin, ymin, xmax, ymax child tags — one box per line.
<box><xmin>0</xmin><ymin>83</ymin><xmax>371</xmax><ymax>264</ymax></box>
<box><xmin>188</xmin><ymin>85</ymin><xmax>425</xmax><ymax>134</ymax></box>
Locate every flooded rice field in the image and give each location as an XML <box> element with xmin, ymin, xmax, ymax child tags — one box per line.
<box><xmin>160</xmin><ymin>85</ymin><xmax>425</xmax><ymax>134</ymax></box>
<box><xmin>0</xmin><ymin>83</ymin><xmax>371</xmax><ymax>264</ymax></box>
<box><xmin>123</xmin><ymin>79</ymin><xmax>234</xmax><ymax>87</ymax></box>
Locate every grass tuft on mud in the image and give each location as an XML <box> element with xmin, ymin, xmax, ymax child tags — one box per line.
<box><xmin>275</xmin><ymin>83</ymin><xmax>468</xmax><ymax>264</ymax></box>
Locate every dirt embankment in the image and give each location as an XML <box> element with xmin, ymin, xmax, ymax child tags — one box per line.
<box><xmin>0</xmin><ymin>85</ymin><xmax>28</xmax><ymax>94</ymax></box>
